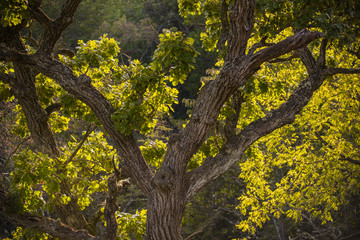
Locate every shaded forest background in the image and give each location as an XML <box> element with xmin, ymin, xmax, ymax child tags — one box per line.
<box><xmin>1</xmin><ymin>0</ymin><xmax>360</xmax><ymax>239</ymax></box>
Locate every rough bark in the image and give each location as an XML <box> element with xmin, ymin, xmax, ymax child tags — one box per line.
<box><xmin>1</xmin><ymin>0</ymin><xmax>360</xmax><ymax>239</ymax></box>
<box><xmin>186</xmin><ymin>57</ymin><xmax>327</xmax><ymax>199</ymax></box>
<box><xmin>29</xmin><ymin>0</ymin><xmax>83</xmax><ymax>55</ymax></box>
<box><xmin>103</xmin><ymin>170</ymin><xmax>130</xmax><ymax>240</ymax></box>
<box><xmin>2</xmin><ymin>27</ymin><xmax>59</xmax><ymax>156</ymax></box>
<box><xmin>145</xmin><ymin>191</ymin><xmax>187</xmax><ymax>240</ymax></box>
<box><xmin>32</xmin><ymin>53</ymin><xmax>155</xmax><ymax>195</ymax></box>
<box><xmin>0</xmin><ymin>0</ymin><xmax>91</xmax><ymax>235</ymax></box>
<box><xmin>7</xmin><ymin>213</ymin><xmax>96</xmax><ymax>240</ymax></box>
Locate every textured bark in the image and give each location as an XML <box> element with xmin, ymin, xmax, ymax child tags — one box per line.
<box><xmin>226</xmin><ymin>0</ymin><xmax>255</xmax><ymax>59</ymax></box>
<box><xmin>8</xmin><ymin>213</ymin><xmax>96</xmax><ymax>240</ymax></box>
<box><xmin>1</xmin><ymin>0</ymin><xmax>360</xmax><ymax>239</ymax></box>
<box><xmin>103</xmin><ymin>172</ymin><xmax>130</xmax><ymax>240</ymax></box>
<box><xmin>29</xmin><ymin>0</ymin><xmax>83</xmax><ymax>55</ymax></box>
<box><xmin>186</xmin><ymin>66</ymin><xmax>327</xmax><ymax>198</ymax></box>
<box><xmin>32</xmin><ymin>53</ymin><xmax>155</xmax><ymax>195</ymax></box>
<box><xmin>145</xmin><ymin>191</ymin><xmax>187</xmax><ymax>240</ymax></box>
<box><xmin>0</xmin><ymin>1</ymin><xmax>92</xmax><ymax>236</ymax></box>
<box><xmin>103</xmin><ymin>175</ymin><xmax>119</xmax><ymax>240</ymax></box>
<box><xmin>3</xmin><ymin>28</ymin><xmax>59</xmax><ymax>156</ymax></box>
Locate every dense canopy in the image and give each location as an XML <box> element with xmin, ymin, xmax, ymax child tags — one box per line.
<box><xmin>0</xmin><ymin>0</ymin><xmax>360</xmax><ymax>239</ymax></box>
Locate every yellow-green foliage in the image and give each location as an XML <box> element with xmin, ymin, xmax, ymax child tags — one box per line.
<box><xmin>4</xmin><ymin>227</ymin><xmax>50</xmax><ymax>240</ymax></box>
<box><xmin>117</xmin><ymin>209</ymin><xmax>147</xmax><ymax>240</ymax></box>
<box><xmin>11</xmin><ymin>131</ymin><xmax>117</xmax><ymax>213</ymax></box>
<box><xmin>0</xmin><ymin>0</ymin><xmax>28</xmax><ymax>27</ymax></box>
<box><xmin>58</xmin><ymin>33</ymin><xmax>196</xmax><ymax>134</ymax></box>
<box><xmin>236</xmin><ymin>42</ymin><xmax>360</xmax><ymax>234</ymax></box>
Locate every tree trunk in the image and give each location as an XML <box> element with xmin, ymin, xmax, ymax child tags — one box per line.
<box><xmin>145</xmin><ymin>191</ymin><xmax>187</xmax><ymax>240</ymax></box>
<box><xmin>273</xmin><ymin>216</ymin><xmax>288</xmax><ymax>240</ymax></box>
<box><xmin>3</xmin><ymin>28</ymin><xmax>91</xmax><ymax>233</ymax></box>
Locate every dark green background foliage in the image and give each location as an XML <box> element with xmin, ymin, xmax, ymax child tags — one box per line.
<box><xmin>1</xmin><ymin>0</ymin><xmax>360</xmax><ymax>239</ymax></box>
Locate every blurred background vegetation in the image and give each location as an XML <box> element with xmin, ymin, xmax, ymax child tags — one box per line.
<box><xmin>1</xmin><ymin>0</ymin><xmax>360</xmax><ymax>239</ymax></box>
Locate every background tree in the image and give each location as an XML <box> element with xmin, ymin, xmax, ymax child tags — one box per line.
<box><xmin>0</xmin><ymin>0</ymin><xmax>360</xmax><ymax>240</ymax></box>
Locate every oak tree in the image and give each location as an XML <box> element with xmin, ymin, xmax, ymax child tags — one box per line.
<box><xmin>1</xmin><ymin>0</ymin><xmax>360</xmax><ymax>239</ymax></box>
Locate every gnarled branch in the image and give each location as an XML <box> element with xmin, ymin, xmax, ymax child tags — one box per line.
<box><xmin>324</xmin><ymin>67</ymin><xmax>360</xmax><ymax>76</ymax></box>
<box><xmin>186</xmin><ymin>56</ymin><xmax>328</xmax><ymax>198</ymax></box>
<box><xmin>7</xmin><ymin>213</ymin><xmax>96</xmax><ymax>240</ymax></box>
<box><xmin>226</xmin><ymin>0</ymin><xmax>255</xmax><ymax>59</ymax></box>
<box><xmin>0</xmin><ymin>44</ymin><xmax>36</xmax><ymax>65</ymax></box>
<box><xmin>28</xmin><ymin>0</ymin><xmax>52</xmax><ymax>29</ymax></box>
<box><xmin>34</xmin><ymin>0</ymin><xmax>83</xmax><ymax>54</ymax></box>
<box><xmin>32</xmin><ymin>54</ymin><xmax>154</xmax><ymax>195</ymax></box>
<box><xmin>252</xmin><ymin>29</ymin><xmax>323</xmax><ymax>70</ymax></box>
<box><xmin>248</xmin><ymin>36</ymin><xmax>274</xmax><ymax>55</ymax></box>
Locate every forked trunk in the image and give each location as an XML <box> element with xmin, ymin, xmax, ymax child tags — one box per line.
<box><xmin>145</xmin><ymin>191</ymin><xmax>187</xmax><ymax>240</ymax></box>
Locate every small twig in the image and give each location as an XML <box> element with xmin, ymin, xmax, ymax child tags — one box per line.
<box><xmin>348</xmin><ymin>49</ymin><xmax>360</xmax><ymax>60</ymax></box>
<box><xmin>184</xmin><ymin>227</ymin><xmax>204</xmax><ymax>240</ymax></box>
<box><xmin>339</xmin><ymin>157</ymin><xmax>360</xmax><ymax>166</ymax></box>
<box><xmin>64</xmin><ymin>124</ymin><xmax>95</xmax><ymax>165</ymax></box>
<box><xmin>45</xmin><ymin>103</ymin><xmax>62</xmax><ymax>115</ymax></box>
<box><xmin>316</xmin><ymin>38</ymin><xmax>328</xmax><ymax>68</ymax></box>
<box><xmin>1</xmin><ymin>136</ymin><xmax>31</xmax><ymax>172</ymax></box>
<box><xmin>268</xmin><ymin>52</ymin><xmax>299</xmax><ymax>63</ymax></box>
<box><xmin>341</xmin><ymin>231</ymin><xmax>360</xmax><ymax>240</ymax></box>
<box><xmin>248</xmin><ymin>36</ymin><xmax>274</xmax><ymax>55</ymax></box>
<box><xmin>315</xmin><ymin>131</ymin><xmax>360</xmax><ymax>166</ymax></box>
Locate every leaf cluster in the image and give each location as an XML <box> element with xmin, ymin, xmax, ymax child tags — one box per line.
<box><xmin>0</xmin><ymin>0</ymin><xmax>27</xmax><ymax>27</ymax></box>
<box><xmin>236</xmin><ymin>42</ymin><xmax>360</xmax><ymax>235</ymax></box>
<box><xmin>10</xmin><ymin>131</ymin><xmax>116</xmax><ymax>215</ymax></box>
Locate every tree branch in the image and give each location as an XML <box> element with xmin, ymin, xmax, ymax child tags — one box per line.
<box><xmin>64</xmin><ymin>124</ymin><xmax>94</xmax><ymax>165</ymax></box>
<box><xmin>251</xmin><ymin>29</ymin><xmax>323</xmax><ymax>69</ymax></box>
<box><xmin>160</xmin><ymin>29</ymin><xmax>324</xmax><ymax>192</ymax></box>
<box><xmin>216</xmin><ymin>0</ymin><xmax>230</xmax><ymax>50</ymax></box>
<box><xmin>104</xmin><ymin>175</ymin><xmax>118</xmax><ymax>240</ymax></box>
<box><xmin>186</xmin><ymin>62</ymin><xmax>328</xmax><ymax>198</ymax></box>
<box><xmin>56</xmin><ymin>48</ymin><xmax>76</xmax><ymax>58</ymax></box>
<box><xmin>45</xmin><ymin>102</ymin><xmax>62</xmax><ymax>115</ymax></box>
<box><xmin>316</xmin><ymin>38</ymin><xmax>328</xmax><ymax>68</ymax></box>
<box><xmin>248</xmin><ymin>36</ymin><xmax>274</xmax><ymax>55</ymax></box>
<box><xmin>0</xmin><ymin>44</ymin><xmax>36</xmax><ymax>65</ymax></box>
<box><xmin>339</xmin><ymin>157</ymin><xmax>360</xmax><ymax>166</ymax></box>
<box><xmin>32</xmin><ymin>54</ymin><xmax>154</xmax><ymax>195</ymax></box>
<box><xmin>268</xmin><ymin>52</ymin><xmax>299</xmax><ymax>63</ymax></box>
<box><xmin>296</xmin><ymin>46</ymin><xmax>317</xmax><ymax>73</ymax></box>
<box><xmin>28</xmin><ymin>0</ymin><xmax>52</xmax><ymax>29</ymax></box>
<box><xmin>7</xmin><ymin>213</ymin><xmax>96</xmax><ymax>240</ymax></box>
<box><xmin>226</xmin><ymin>0</ymin><xmax>255</xmax><ymax>59</ymax></box>
<box><xmin>35</xmin><ymin>0</ymin><xmax>83</xmax><ymax>54</ymax></box>
<box><xmin>324</xmin><ymin>67</ymin><xmax>360</xmax><ymax>76</ymax></box>
<box><xmin>104</xmin><ymin>173</ymin><xmax>130</xmax><ymax>240</ymax></box>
